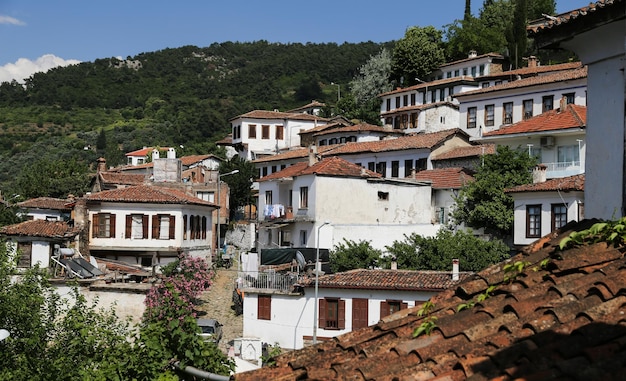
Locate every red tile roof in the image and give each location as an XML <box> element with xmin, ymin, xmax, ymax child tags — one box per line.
<box><xmin>258</xmin><ymin>157</ymin><xmax>381</xmax><ymax>182</ymax></box>
<box><xmin>251</xmin><ymin>145</ymin><xmax>339</xmax><ymax>164</ymax></box>
<box><xmin>179</xmin><ymin>154</ymin><xmax>220</xmax><ymax>167</ymax></box>
<box><xmin>483</xmin><ymin>104</ymin><xmax>586</xmax><ymax>137</ymax></box>
<box><xmin>505</xmin><ymin>174</ymin><xmax>585</xmax><ymax>193</ymax></box>
<box><xmin>380</xmin><ymin>77</ymin><xmax>477</xmax><ymax>97</ymax></box>
<box><xmin>310</xmin><ymin>123</ymin><xmax>397</xmax><ymax>137</ymax></box>
<box><xmin>298</xmin><ymin>269</ymin><xmax>473</xmax><ymax>292</ymax></box>
<box><xmin>229</xmin><ymin>109</ymin><xmax>329</xmax><ymax>122</ymax></box>
<box><xmin>99</xmin><ymin>172</ymin><xmax>146</xmax><ymax>185</ymax></box>
<box><xmin>454</xmin><ymin>67</ymin><xmax>587</xmax><ymax>97</ymax></box>
<box><xmin>380</xmin><ymin>101</ymin><xmax>458</xmax><ymax>117</ymax></box>
<box><xmin>16</xmin><ymin>197</ymin><xmax>72</xmax><ymax>211</ymax></box>
<box><xmin>527</xmin><ymin>0</ymin><xmax>623</xmax><ymax>34</ymax></box>
<box><xmin>431</xmin><ymin>144</ymin><xmax>496</xmax><ymax>161</ymax></box>
<box><xmin>485</xmin><ymin>61</ymin><xmax>583</xmax><ymax>78</ymax></box>
<box><xmin>83</xmin><ymin>185</ymin><xmax>215</xmax><ymax>207</ymax></box>
<box><xmin>125</xmin><ymin>147</ymin><xmax>171</xmax><ymax>157</ymax></box>
<box><xmin>235</xmin><ymin>219</ymin><xmax>626</xmax><ymax>380</ymax></box>
<box><xmin>286</xmin><ymin>100</ymin><xmax>326</xmax><ymax>113</ymax></box>
<box><xmin>412</xmin><ymin>167</ymin><xmax>475</xmax><ymax>189</ymax></box>
<box><xmin>438</xmin><ymin>52</ymin><xmax>504</xmax><ymax>68</ymax></box>
<box><xmin>0</xmin><ymin>220</ymin><xmax>80</xmax><ymax>238</ymax></box>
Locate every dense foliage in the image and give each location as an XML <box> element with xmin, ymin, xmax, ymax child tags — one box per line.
<box><xmin>329</xmin><ymin>239</ymin><xmax>382</xmax><ymax>273</ymax></box>
<box><xmin>451</xmin><ymin>145</ymin><xmax>537</xmax><ymax>238</ymax></box>
<box><xmin>383</xmin><ymin>228</ymin><xmax>510</xmax><ymax>272</ymax></box>
<box><xmin>0</xmin><ymin>246</ymin><xmax>232</xmax><ymax>380</ymax></box>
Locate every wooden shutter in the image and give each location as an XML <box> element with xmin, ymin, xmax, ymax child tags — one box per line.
<box><xmin>352</xmin><ymin>298</ymin><xmax>369</xmax><ymax>329</ymax></box>
<box><xmin>169</xmin><ymin>215</ymin><xmax>176</xmax><ymax>239</ymax></box>
<box><xmin>92</xmin><ymin>214</ymin><xmax>99</xmax><ymax>238</ymax></box>
<box><xmin>125</xmin><ymin>215</ymin><xmax>132</xmax><ymax>239</ymax></box>
<box><xmin>258</xmin><ymin>295</ymin><xmax>271</xmax><ymax>320</ymax></box>
<box><xmin>401</xmin><ymin>302</ymin><xmax>408</xmax><ymax>310</ymax></box>
<box><xmin>183</xmin><ymin>215</ymin><xmax>187</xmax><ymax>240</ymax></box>
<box><xmin>318</xmin><ymin>299</ymin><xmax>327</xmax><ymax>329</ymax></box>
<box><xmin>152</xmin><ymin>215</ymin><xmax>159</xmax><ymax>239</ymax></box>
<box><xmin>380</xmin><ymin>301</ymin><xmax>390</xmax><ymax>318</ymax></box>
<box><xmin>338</xmin><ymin>299</ymin><xmax>346</xmax><ymax>329</ymax></box>
<box><xmin>142</xmin><ymin>215</ymin><xmax>149</xmax><ymax>239</ymax></box>
<box><xmin>201</xmin><ymin>216</ymin><xmax>207</xmax><ymax>239</ymax></box>
<box><xmin>110</xmin><ymin>214</ymin><xmax>116</xmax><ymax>238</ymax></box>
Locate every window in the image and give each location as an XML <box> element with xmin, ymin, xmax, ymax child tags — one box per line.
<box><xmin>380</xmin><ymin>300</ymin><xmax>408</xmax><ymax>318</ymax></box>
<box><xmin>271</xmin><ymin>165</ymin><xmax>277</xmax><ymax>173</ymax></box>
<box><xmin>395</xmin><ymin>96</ymin><xmax>400</xmax><ymax>108</ymax></box>
<box><xmin>378</xmin><ymin>191</ymin><xmax>389</xmax><ymax>201</ymax></box>
<box><xmin>454</xmin><ymin>69</ymin><xmax>460</xmax><ymax>77</ymax></box>
<box><xmin>275</xmin><ymin>125</ymin><xmax>284</xmax><ymax>140</ymax></box>
<box><xmin>258</xmin><ymin>295</ymin><xmax>271</xmax><ymax>320</ymax></box>
<box><xmin>183</xmin><ymin>215</ymin><xmax>187</xmax><ymax>240</ymax></box>
<box><xmin>329</xmin><ymin>138</ymin><xmax>338</xmax><ymax>145</ymax></box>
<box><xmin>558</xmin><ymin>145</ymin><xmax>580</xmax><ymax>167</ymax></box>
<box><xmin>152</xmin><ymin>214</ymin><xmax>175</xmax><ymax>240</ymax></box>
<box><xmin>299</xmin><ymin>186</ymin><xmax>308</xmax><ymax>208</ymax></box>
<box><xmin>471</xmin><ymin>66</ymin><xmax>477</xmax><ymax>77</ymax></box>
<box><xmin>375</xmin><ymin>162</ymin><xmax>387</xmax><ymax>177</ymax></box>
<box><xmin>523</xmin><ymin>99</ymin><xmax>533</xmax><ymax>120</ymax></box>
<box><xmin>196</xmin><ymin>191</ymin><xmax>215</xmax><ymax>202</ymax></box>
<box><xmin>319</xmin><ymin>139</ymin><xmax>327</xmax><ymax>146</ymax></box>
<box><xmin>410</xmin><ymin>93</ymin><xmax>416</xmax><ymax>105</ymax></box>
<box><xmin>319</xmin><ymin>298</ymin><xmax>345</xmax><ymax>330</ymax></box>
<box><xmin>248</xmin><ymin>124</ymin><xmax>257</xmax><ymax>138</ymax></box>
<box><xmin>482</xmin><ymin>82</ymin><xmax>490</xmax><ymax>88</ymax></box>
<box><xmin>299</xmin><ymin>230</ymin><xmax>307</xmax><ymax>246</ymax></box>
<box><xmin>484</xmin><ymin>104</ymin><xmax>495</xmax><ymax>127</ymax></box>
<box><xmin>391</xmin><ymin>161</ymin><xmax>399</xmax><ymax>178</ymax></box>
<box><xmin>438</xmin><ymin>207</ymin><xmax>447</xmax><ymax>224</ymax></box>
<box><xmin>261</xmin><ymin>125</ymin><xmax>270</xmax><ymax>139</ymax></box>
<box><xmin>495</xmin><ymin>80</ymin><xmax>503</xmax><ymax>85</ymax></box>
<box><xmin>503</xmin><ymin>102</ymin><xmax>513</xmax><ymax>124</ymax></box>
<box><xmin>462</xmin><ymin>68</ymin><xmax>468</xmax><ymax>76</ymax></box>
<box><xmin>403</xmin><ymin>94</ymin><xmax>408</xmax><ymax>107</ymax></box>
<box><xmin>467</xmin><ymin>107</ymin><xmax>477</xmax><ymax>128</ymax></box>
<box><xmin>410</xmin><ymin>113</ymin><xmax>418</xmax><ymax>128</ymax></box>
<box><xmin>265</xmin><ymin>190</ymin><xmax>273</xmax><ymax>205</ymax></box>
<box><xmin>422</xmin><ymin>91</ymin><xmax>427</xmax><ymax>104</ymax></box>
<box><xmin>93</xmin><ymin>213</ymin><xmax>116</xmax><ymax>238</ymax></box>
<box><xmin>542</xmin><ymin>95</ymin><xmax>554</xmax><ymax>112</ymax></box>
<box><xmin>552</xmin><ymin>204</ymin><xmax>568</xmax><ymax>231</ymax></box>
<box><xmin>526</xmin><ymin>205</ymin><xmax>542</xmax><ymax>238</ymax></box>
<box><xmin>262</xmin><ymin>167</ymin><xmax>268</xmax><ymax>177</ymax></box>
<box><xmin>404</xmin><ymin>159</ymin><xmax>414</xmax><ymax>177</ymax></box>
<box><xmin>386</xmin><ymin>99</ymin><xmax>391</xmax><ymax>111</ymax></box>
<box><xmin>368</xmin><ymin>162</ymin><xmax>375</xmax><ymax>172</ymax></box>
<box><xmin>479</xmin><ymin>64</ymin><xmax>485</xmax><ymax>76</ymax></box>
<box><xmin>416</xmin><ymin>158</ymin><xmax>427</xmax><ymax>171</ymax></box>
<box><xmin>430</xmin><ymin>90</ymin><xmax>436</xmax><ymax>103</ymax></box>
<box><xmin>126</xmin><ymin>214</ymin><xmax>148</xmax><ymax>239</ymax></box>
<box><xmin>563</xmin><ymin>92</ymin><xmax>575</xmax><ymax>105</ymax></box>
<box><xmin>352</xmin><ymin>298</ymin><xmax>369</xmax><ymax>329</ymax></box>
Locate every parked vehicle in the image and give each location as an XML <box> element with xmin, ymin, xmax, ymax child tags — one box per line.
<box><xmin>197</xmin><ymin>318</ymin><xmax>223</xmax><ymax>343</ymax></box>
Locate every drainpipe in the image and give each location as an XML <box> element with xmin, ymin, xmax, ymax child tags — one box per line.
<box><xmin>171</xmin><ymin>361</ymin><xmax>230</xmax><ymax>381</ymax></box>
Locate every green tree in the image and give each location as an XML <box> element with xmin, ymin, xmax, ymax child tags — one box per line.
<box><xmin>13</xmin><ymin>158</ymin><xmax>91</xmax><ymax>199</ymax></box>
<box><xmin>391</xmin><ymin>26</ymin><xmax>446</xmax><ymax>85</ymax></box>
<box><xmin>350</xmin><ymin>48</ymin><xmax>393</xmax><ymax>107</ymax></box>
<box><xmin>329</xmin><ymin>239</ymin><xmax>382</xmax><ymax>273</ymax></box>
<box><xmin>383</xmin><ymin>228</ymin><xmax>510</xmax><ymax>272</ymax></box>
<box><xmin>451</xmin><ymin>145</ymin><xmax>537</xmax><ymax>238</ymax></box>
<box><xmin>219</xmin><ymin>157</ymin><xmax>257</xmax><ymax>220</ymax></box>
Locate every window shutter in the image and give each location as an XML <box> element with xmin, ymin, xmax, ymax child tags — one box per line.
<box><xmin>183</xmin><ymin>215</ymin><xmax>187</xmax><ymax>240</ymax></box>
<box><xmin>201</xmin><ymin>216</ymin><xmax>207</xmax><ymax>239</ymax></box>
<box><xmin>338</xmin><ymin>299</ymin><xmax>346</xmax><ymax>329</ymax></box>
<box><xmin>125</xmin><ymin>215</ymin><xmax>132</xmax><ymax>239</ymax></box>
<box><xmin>318</xmin><ymin>299</ymin><xmax>327</xmax><ymax>329</ymax></box>
<box><xmin>169</xmin><ymin>215</ymin><xmax>176</xmax><ymax>239</ymax></box>
<box><xmin>380</xmin><ymin>301</ymin><xmax>390</xmax><ymax>318</ymax></box>
<box><xmin>142</xmin><ymin>215</ymin><xmax>149</xmax><ymax>239</ymax></box>
<box><xmin>92</xmin><ymin>214</ymin><xmax>99</xmax><ymax>238</ymax></box>
<box><xmin>152</xmin><ymin>215</ymin><xmax>159</xmax><ymax>239</ymax></box>
<box><xmin>401</xmin><ymin>302</ymin><xmax>408</xmax><ymax>310</ymax></box>
<box><xmin>110</xmin><ymin>214</ymin><xmax>116</xmax><ymax>238</ymax></box>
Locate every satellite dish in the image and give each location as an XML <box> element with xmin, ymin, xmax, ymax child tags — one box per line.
<box><xmin>295</xmin><ymin>251</ymin><xmax>306</xmax><ymax>270</ymax></box>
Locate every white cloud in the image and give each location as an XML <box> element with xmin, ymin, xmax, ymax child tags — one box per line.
<box><xmin>0</xmin><ymin>54</ymin><xmax>81</xmax><ymax>83</ymax></box>
<box><xmin>0</xmin><ymin>15</ymin><xmax>25</xmax><ymax>26</ymax></box>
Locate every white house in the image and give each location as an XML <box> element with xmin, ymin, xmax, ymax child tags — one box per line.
<box><xmin>125</xmin><ymin>146</ymin><xmax>172</xmax><ymax>166</ymax></box>
<box><xmin>229</xmin><ymin>110</ymin><xmax>329</xmax><ymax>161</ymax></box>
<box><xmin>505</xmin><ymin>170</ymin><xmax>584</xmax><ymax>247</ymax></box>
<box><xmin>78</xmin><ymin>184</ymin><xmax>217</xmax><ymax>267</ymax></box>
<box><xmin>256</xmin><ymin>156</ymin><xmax>437</xmax><ymax>252</ymax></box>
<box><xmin>476</xmin><ymin>103</ymin><xmax>587</xmax><ymax>179</ymax></box>
<box><xmin>16</xmin><ymin>197</ymin><xmax>72</xmax><ymax>221</ymax></box>
<box><xmin>529</xmin><ymin>0</ymin><xmax>625</xmax><ymax>220</ymax></box>
<box><xmin>241</xmin><ymin>269</ymin><xmax>472</xmax><ymax>350</ymax></box>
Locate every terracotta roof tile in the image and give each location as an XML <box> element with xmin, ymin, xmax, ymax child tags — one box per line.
<box><xmin>83</xmin><ymin>184</ymin><xmax>215</xmax><ymax>207</ymax></box>
<box><xmin>483</xmin><ymin>104</ymin><xmax>586</xmax><ymax>137</ymax></box>
<box><xmin>431</xmin><ymin>144</ymin><xmax>496</xmax><ymax>161</ymax></box>
<box><xmin>0</xmin><ymin>220</ymin><xmax>80</xmax><ymax>238</ymax></box>
<box><xmin>229</xmin><ymin>109</ymin><xmax>329</xmax><ymax>122</ymax></box>
<box><xmin>286</xmin><ymin>100</ymin><xmax>326</xmax><ymax>113</ymax></box>
<box><xmin>99</xmin><ymin>172</ymin><xmax>146</xmax><ymax>185</ymax></box>
<box><xmin>412</xmin><ymin>167</ymin><xmax>475</xmax><ymax>189</ymax></box>
<box><xmin>439</xmin><ymin>52</ymin><xmax>504</xmax><ymax>68</ymax></box>
<box><xmin>311</xmin><ymin>122</ymin><xmax>400</xmax><ymax>137</ymax></box>
<box><xmin>454</xmin><ymin>67</ymin><xmax>587</xmax><ymax>98</ymax></box>
<box><xmin>380</xmin><ymin>101</ymin><xmax>459</xmax><ymax>117</ymax></box>
<box><xmin>380</xmin><ymin>77</ymin><xmax>478</xmax><ymax>97</ymax></box>
<box><xmin>16</xmin><ymin>197</ymin><xmax>71</xmax><ymax>211</ymax></box>
<box><xmin>258</xmin><ymin>156</ymin><xmax>381</xmax><ymax>182</ymax></box>
<box><xmin>234</xmin><ymin>220</ymin><xmax>626</xmax><ymax>380</ymax></box>
<box><xmin>505</xmin><ymin>174</ymin><xmax>584</xmax><ymax>193</ymax></box>
<box><xmin>485</xmin><ymin>61</ymin><xmax>583</xmax><ymax>79</ymax></box>
<box><xmin>527</xmin><ymin>0</ymin><xmax>624</xmax><ymax>34</ymax></box>
<box><xmin>251</xmin><ymin>144</ymin><xmax>338</xmax><ymax>164</ymax></box>
<box><xmin>179</xmin><ymin>154</ymin><xmax>218</xmax><ymax>166</ymax></box>
<box><xmin>125</xmin><ymin>147</ymin><xmax>171</xmax><ymax>157</ymax></box>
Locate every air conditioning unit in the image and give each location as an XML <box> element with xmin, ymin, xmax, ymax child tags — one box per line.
<box><xmin>540</xmin><ymin>136</ymin><xmax>555</xmax><ymax>148</ymax></box>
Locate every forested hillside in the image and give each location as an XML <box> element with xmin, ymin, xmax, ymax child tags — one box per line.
<box><xmin>0</xmin><ymin>41</ymin><xmax>392</xmax><ymax>197</ymax></box>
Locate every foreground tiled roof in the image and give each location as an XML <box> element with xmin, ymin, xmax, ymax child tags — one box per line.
<box><xmin>259</xmin><ymin>157</ymin><xmax>381</xmax><ymax>182</ymax></box>
<box><xmin>431</xmin><ymin>144</ymin><xmax>496</xmax><ymax>161</ymax></box>
<box><xmin>483</xmin><ymin>104</ymin><xmax>586</xmax><ymax>137</ymax></box>
<box><xmin>229</xmin><ymin>109</ymin><xmax>329</xmax><ymax>122</ymax></box>
<box><xmin>527</xmin><ymin>0</ymin><xmax>623</xmax><ymax>34</ymax></box>
<box><xmin>83</xmin><ymin>185</ymin><xmax>214</xmax><ymax>206</ymax></box>
<box><xmin>412</xmin><ymin>167</ymin><xmax>475</xmax><ymax>189</ymax></box>
<box><xmin>454</xmin><ymin>67</ymin><xmax>587</xmax><ymax>98</ymax></box>
<box><xmin>16</xmin><ymin>197</ymin><xmax>71</xmax><ymax>211</ymax></box>
<box><xmin>484</xmin><ymin>61</ymin><xmax>583</xmax><ymax>79</ymax></box>
<box><xmin>298</xmin><ymin>269</ymin><xmax>473</xmax><ymax>292</ymax></box>
<box><xmin>505</xmin><ymin>174</ymin><xmax>585</xmax><ymax>193</ymax></box>
<box><xmin>235</xmin><ymin>219</ymin><xmax>626</xmax><ymax>380</ymax></box>
<box><xmin>0</xmin><ymin>220</ymin><xmax>80</xmax><ymax>238</ymax></box>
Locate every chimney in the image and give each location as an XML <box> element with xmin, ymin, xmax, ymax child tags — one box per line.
<box><xmin>532</xmin><ymin>164</ymin><xmax>548</xmax><ymax>183</ymax></box>
<box><xmin>167</xmin><ymin>147</ymin><xmax>176</xmax><ymax>159</ymax></box>
<box><xmin>152</xmin><ymin>148</ymin><xmax>160</xmax><ymax>160</ymax></box>
<box><xmin>308</xmin><ymin>145</ymin><xmax>318</xmax><ymax>166</ymax></box>
<box><xmin>468</xmin><ymin>50</ymin><xmax>477</xmax><ymax>58</ymax></box>
<box><xmin>528</xmin><ymin>56</ymin><xmax>537</xmax><ymax>68</ymax></box>
<box><xmin>391</xmin><ymin>256</ymin><xmax>398</xmax><ymax>270</ymax></box>
<box><xmin>411</xmin><ymin>168</ymin><xmax>417</xmax><ymax>179</ymax></box>
<box><xmin>96</xmin><ymin>157</ymin><xmax>106</xmax><ymax>173</ymax></box>
<box><xmin>559</xmin><ymin>95</ymin><xmax>568</xmax><ymax>112</ymax></box>
<box><xmin>452</xmin><ymin>259</ymin><xmax>459</xmax><ymax>281</ymax></box>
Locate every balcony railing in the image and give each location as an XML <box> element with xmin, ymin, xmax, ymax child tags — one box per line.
<box><xmin>237</xmin><ymin>270</ymin><xmax>305</xmax><ymax>293</ymax></box>
<box><xmin>544</xmin><ymin>161</ymin><xmax>583</xmax><ymax>178</ymax></box>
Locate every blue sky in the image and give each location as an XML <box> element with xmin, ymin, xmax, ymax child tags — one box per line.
<box><xmin>0</xmin><ymin>0</ymin><xmax>592</xmax><ymax>83</ymax></box>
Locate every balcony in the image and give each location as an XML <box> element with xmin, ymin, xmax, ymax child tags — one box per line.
<box><xmin>262</xmin><ymin>204</ymin><xmax>293</xmax><ymax>221</ymax></box>
<box><xmin>237</xmin><ymin>270</ymin><xmax>305</xmax><ymax>294</ymax></box>
<box><xmin>545</xmin><ymin>161</ymin><xmax>583</xmax><ymax>178</ymax></box>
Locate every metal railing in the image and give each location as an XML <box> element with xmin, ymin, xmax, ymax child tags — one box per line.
<box><xmin>237</xmin><ymin>271</ymin><xmax>305</xmax><ymax>292</ymax></box>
